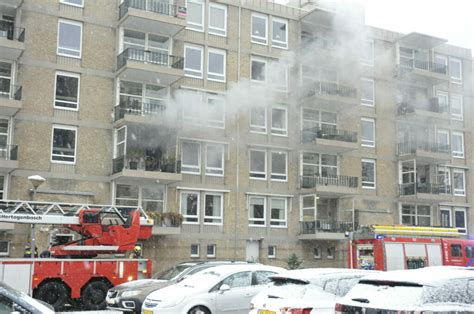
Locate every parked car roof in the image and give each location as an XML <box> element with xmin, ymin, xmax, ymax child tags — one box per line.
<box><xmin>271</xmin><ymin>268</ymin><xmax>374</xmax><ymax>283</ymax></box>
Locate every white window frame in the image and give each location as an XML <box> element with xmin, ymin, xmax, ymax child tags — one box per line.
<box><xmin>186</xmin><ymin>0</ymin><xmax>205</xmax><ymax>32</ymax></box>
<box><xmin>248</xmin><ymin>195</ymin><xmax>266</xmax><ymax>226</ymax></box>
<box><xmin>268</xmin><ymin>245</ymin><xmax>276</xmax><ymax>258</ymax></box>
<box><xmin>400</xmin><ymin>203</ymin><xmax>432</xmax><ymax>226</ymax></box>
<box><xmin>440</xmin><ymin>206</ymin><xmax>452</xmax><ymax>228</ymax></box>
<box><xmin>449</xmin><ymin>57</ymin><xmax>462</xmax><ymax>84</ymax></box>
<box><xmin>190</xmin><ymin>244</ymin><xmax>200</xmax><ymax>258</ymax></box>
<box><xmin>300</xmin><ymin>194</ymin><xmax>316</xmax><ymax>221</ymax></box>
<box><xmin>452</xmin><ymin>169</ymin><xmax>466</xmax><ymax>196</ymax></box>
<box><xmin>249</xmin><ymin>149</ymin><xmax>267</xmax><ymax>180</ymax></box>
<box><xmin>208</xmin><ymin>3</ymin><xmax>227</xmax><ymax>37</ymax></box>
<box><xmin>271</xmin><ymin>107</ymin><xmax>288</xmax><ymax>136</ymax></box>
<box><xmin>270</xmin><ymin>64</ymin><xmax>288</xmax><ymax>91</ymax></box>
<box><xmin>454</xmin><ymin>207</ymin><xmax>467</xmax><ymax>234</ymax></box>
<box><xmin>251</xmin><ymin>13</ymin><xmax>268</xmax><ymax>45</ymax></box>
<box><xmin>54</xmin><ymin>71</ymin><xmax>80</xmax><ymax>111</ymax></box>
<box><xmin>361</xmin><ymin>159</ymin><xmax>376</xmax><ymax>189</ymax></box>
<box><xmin>250</xmin><ymin>56</ymin><xmax>267</xmax><ymax>83</ymax></box>
<box><xmin>181</xmin><ymin>141</ymin><xmax>201</xmax><ymax>174</ymax></box>
<box><xmin>207</xmin><ymin>48</ymin><xmax>226</xmax><ymax>82</ymax></box>
<box><xmin>180</xmin><ymin>191</ymin><xmax>200</xmax><ymax>224</ymax></box>
<box><xmin>450</xmin><ymin>94</ymin><xmax>463</xmax><ymax>121</ymax></box>
<box><xmin>271</xmin><ymin>17</ymin><xmax>288</xmax><ymax>49</ymax></box>
<box><xmin>205</xmin><ymin>144</ymin><xmax>224</xmax><ymax>176</ymax></box>
<box><xmin>114</xmin><ymin>126</ymin><xmax>127</xmax><ymax>158</ymax></box>
<box><xmin>0</xmin><ymin>240</ymin><xmax>10</xmax><ymax>256</ymax></box>
<box><xmin>327</xmin><ymin>247</ymin><xmax>335</xmax><ymax>259</ymax></box>
<box><xmin>313</xmin><ymin>246</ymin><xmax>321</xmax><ymax>259</ymax></box>
<box><xmin>60</xmin><ymin>0</ymin><xmax>84</xmax><ymax>7</ymax></box>
<box><xmin>250</xmin><ymin>106</ymin><xmax>267</xmax><ymax>134</ymax></box>
<box><xmin>51</xmin><ymin>125</ymin><xmax>78</xmax><ymax>164</ymax></box>
<box><xmin>206</xmin><ymin>95</ymin><xmax>225</xmax><ymax>129</ymax></box>
<box><xmin>184</xmin><ymin>44</ymin><xmax>204</xmax><ymax>78</ymax></box>
<box><xmin>57</xmin><ymin>19</ymin><xmax>83</xmax><ymax>58</ymax></box>
<box><xmin>203</xmin><ymin>192</ymin><xmax>224</xmax><ymax>225</ymax></box>
<box><xmin>271</xmin><ymin>151</ymin><xmax>287</xmax><ymax>182</ymax></box>
<box><xmin>206</xmin><ymin>244</ymin><xmax>216</xmax><ymax>258</ymax></box>
<box><xmin>452</xmin><ymin>131</ymin><xmax>464</xmax><ymax>158</ymax></box>
<box><xmin>361</xmin><ymin>78</ymin><xmax>375</xmax><ymax>106</ymax></box>
<box><xmin>269</xmin><ymin>197</ymin><xmax>287</xmax><ymax>227</ymax></box>
<box><xmin>361</xmin><ymin>117</ymin><xmax>375</xmax><ymax>147</ymax></box>
<box><xmin>361</xmin><ymin>40</ymin><xmax>374</xmax><ymax>66</ymax></box>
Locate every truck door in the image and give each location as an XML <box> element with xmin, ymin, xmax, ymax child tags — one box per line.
<box><xmin>447</xmin><ymin>241</ymin><xmax>465</xmax><ymax>266</ymax></box>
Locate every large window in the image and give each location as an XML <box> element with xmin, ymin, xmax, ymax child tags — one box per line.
<box><xmin>181</xmin><ymin>141</ymin><xmax>201</xmax><ymax>174</ymax></box>
<box><xmin>269</xmin><ymin>63</ymin><xmax>288</xmax><ymax>91</ymax></box>
<box><xmin>184</xmin><ymin>45</ymin><xmax>203</xmax><ymax>78</ymax></box>
<box><xmin>361</xmin><ymin>159</ymin><xmax>376</xmax><ymax>189</ymax></box>
<box><xmin>119</xmin><ymin>81</ymin><xmax>167</xmax><ymax>115</ymax></box>
<box><xmin>249</xmin><ymin>196</ymin><xmax>265</xmax><ymax>225</ymax></box>
<box><xmin>251</xmin><ymin>57</ymin><xmax>266</xmax><ymax>82</ymax></box>
<box><xmin>453</xmin><ymin>169</ymin><xmax>465</xmax><ymax>196</ymax></box>
<box><xmin>270</xmin><ymin>198</ymin><xmax>287</xmax><ymax>227</ymax></box>
<box><xmin>401</xmin><ymin>204</ymin><xmax>431</xmax><ymax>226</ymax></box>
<box><xmin>123</xmin><ymin>29</ymin><xmax>170</xmax><ymax>56</ymax></box>
<box><xmin>248</xmin><ymin>195</ymin><xmax>288</xmax><ymax>227</ymax></box>
<box><xmin>0</xmin><ymin>119</ymin><xmax>9</xmax><ymax>154</ymax></box>
<box><xmin>271</xmin><ymin>17</ymin><xmax>288</xmax><ymax>49</ymax></box>
<box><xmin>204</xmin><ymin>193</ymin><xmax>223</xmax><ymax>224</ymax></box>
<box><xmin>181</xmin><ymin>92</ymin><xmax>225</xmax><ymax>128</ymax></box>
<box><xmin>450</xmin><ymin>94</ymin><xmax>463</xmax><ymax>120</ymax></box>
<box><xmin>206</xmin><ymin>144</ymin><xmax>224</xmax><ymax>176</ymax></box>
<box><xmin>271</xmin><ymin>151</ymin><xmax>287</xmax><ymax>181</ymax></box>
<box><xmin>361</xmin><ymin>78</ymin><xmax>374</xmax><ymax>106</ymax></box>
<box><xmin>249</xmin><ymin>150</ymin><xmax>266</xmax><ymax>179</ymax></box>
<box><xmin>115</xmin><ymin>184</ymin><xmax>165</xmax><ymax>213</ymax></box>
<box><xmin>441</xmin><ymin>206</ymin><xmax>467</xmax><ymax>234</ymax></box>
<box><xmin>452</xmin><ymin>132</ymin><xmax>464</xmax><ymax>158</ymax></box>
<box><xmin>207</xmin><ymin>48</ymin><xmax>226</xmax><ymax>82</ymax></box>
<box><xmin>361</xmin><ymin>40</ymin><xmax>374</xmax><ymax>66</ymax></box>
<box><xmin>208</xmin><ymin>3</ymin><xmax>227</xmax><ymax>36</ymax></box>
<box><xmin>250</xmin><ymin>107</ymin><xmax>266</xmax><ymax>133</ymax></box>
<box><xmin>449</xmin><ymin>57</ymin><xmax>462</xmax><ymax>84</ymax></box>
<box><xmin>51</xmin><ymin>125</ymin><xmax>77</xmax><ymax>163</ymax></box>
<box><xmin>300</xmin><ymin>195</ymin><xmax>316</xmax><ymax>221</ymax></box>
<box><xmin>251</xmin><ymin>13</ymin><xmax>267</xmax><ymax>44</ymax></box>
<box><xmin>271</xmin><ymin>108</ymin><xmax>287</xmax><ymax>136</ymax></box>
<box><xmin>186</xmin><ymin>0</ymin><xmax>204</xmax><ymax>31</ymax></box>
<box><xmin>54</xmin><ymin>72</ymin><xmax>80</xmax><ymax>110</ymax></box>
<box><xmin>60</xmin><ymin>0</ymin><xmax>83</xmax><ymax>7</ymax></box>
<box><xmin>0</xmin><ymin>62</ymin><xmax>11</xmax><ymax>98</ymax></box>
<box><xmin>57</xmin><ymin>19</ymin><xmax>82</xmax><ymax>58</ymax></box>
<box><xmin>301</xmin><ymin>153</ymin><xmax>338</xmax><ymax>177</ymax></box>
<box><xmin>207</xmin><ymin>96</ymin><xmax>225</xmax><ymax>128</ymax></box>
<box><xmin>361</xmin><ymin>118</ymin><xmax>375</xmax><ymax>147</ymax></box>
<box><xmin>180</xmin><ymin>191</ymin><xmax>199</xmax><ymax>223</ymax></box>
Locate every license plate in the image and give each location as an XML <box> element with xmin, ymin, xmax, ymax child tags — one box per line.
<box><xmin>258</xmin><ymin>310</ymin><xmax>276</xmax><ymax>314</ymax></box>
<box><xmin>144</xmin><ymin>310</ymin><xmax>153</xmax><ymax>314</ymax></box>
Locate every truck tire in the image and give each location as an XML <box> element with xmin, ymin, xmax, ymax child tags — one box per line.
<box><xmin>80</xmin><ymin>281</ymin><xmax>109</xmax><ymax>310</ymax></box>
<box><xmin>35</xmin><ymin>281</ymin><xmax>68</xmax><ymax>311</ymax></box>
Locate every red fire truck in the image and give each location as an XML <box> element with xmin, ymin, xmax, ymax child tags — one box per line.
<box><xmin>349</xmin><ymin>225</ymin><xmax>474</xmax><ymax>271</ymax></box>
<box><xmin>0</xmin><ymin>200</ymin><xmax>154</xmax><ymax>311</ymax></box>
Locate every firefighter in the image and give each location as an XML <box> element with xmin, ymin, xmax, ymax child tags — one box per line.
<box><xmin>23</xmin><ymin>245</ymin><xmax>38</xmax><ymax>258</ymax></box>
<box><xmin>129</xmin><ymin>245</ymin><xmax>142</xmax><ymax>259</ymax></box>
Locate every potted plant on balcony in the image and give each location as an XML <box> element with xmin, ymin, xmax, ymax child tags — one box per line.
<box><xmin>162</xmin><ymin>211</ymin><xmax>183</xmax><ymax>227</ymax></box>
<box><xmin>145</xmin><ymin>211</ymin><xmax>163</xmax><ymax>226</ymax></box>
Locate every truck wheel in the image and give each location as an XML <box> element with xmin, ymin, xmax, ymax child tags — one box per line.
<box><xmin>35</xmin><ymin>281</ymin><xmax>68</xmax><ymax>311</ymax></box>
<box><xmin>80</xmin><ymin>281</ymin><xmax>109</xmax><ymax>310</ymax></box>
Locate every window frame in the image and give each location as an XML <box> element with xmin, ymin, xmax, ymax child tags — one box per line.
<box><xmin>208</xmin><ymin>3</ymin><xmax>227</xmax><ymax>37</ymax></box>
<box><xmin>203</xmin><ymin>192</ymin><xmax>224</xmax><ymax>225</ymax></box>
<box><xmin>401</xmin><ymin>203</ymin><xmax>431</xmax><ymax>226</ymax></box>
<box><xmin>190</xmin><ymin>244</ymin><xmax>200</xmax><ymax>258</ymax></box>
<box><xmin>451</xmin><ymin>131</ymin><xmax>464</xmax><ymax>158</ymax></box>
<box><xmin>180</xmin><ymin>191</ymin><xmax>200</xmax><ymax>224</ymax></box>
<box><xmin>449</xmin><ymin>57</ymin><xmax>462</xmax><ymax>84</ymax></box>
<box><xmin>327</xmin><ymin>247</ymin><xmax>335</xmax><ymax>259</ymax></box>
<box><xmin>57</xmin><ymin>19</ymin><xmax>83</xmax><ymax>58</ymax></box>
<box><xmin>440</xmin><ymin>206</ymin><xmax>452</xmax><ymax>228</ymax></box>
<box><xmin>271</xmin><ymin>17</ymin><xmax>288</xmax><ymax>49</ymax></box>
<box><xmin>361</xmin><ymin>158</ymin><xmax>376</xmax><ymax>189</ymax></box>
<box><xmin>207</xmin><ymin>48</ymin><xmax>226</xmax><ymax>82</ymax></box>
<box><xmin>271</xmin><ymin>107</ymin><xmax>288</xmax><ymax>136</ymax></box>
<box><xmin>313</xmin><ymin>246</ymin><xmax>321</xmax><ymax>259</ymax></box>
<box><xmin>454</xmin><ymin>207</ymin><xmax>467</xmax><ymax>234</ymax></box>
<box><xmin>251</xmin><ymin>13</ymin><xmax>268</xmax><ymax>45</ymax></box>
<box><xmin>54</xmin><ymin>71</ymin><xmax>80</xmax><ymax>111</ymax></box>
<box><xmin>269</xmin><ymin>197</ymin><xmax>287</xmax><ymax>227</ymax></box>
<box><xmin>206</xmin><ymin>244</ymin><xmax>216</xmax><ymax>258</ymax></box>
<box><xmin>452</xmin><ymin>169</ymin><xmax>466</xmax><ymax>196</ymax></box>
<box><xmin>206</xmin><ymin>95</ymin><xmax>226</xmax><ymax>129</ymax></box>
<box><xmin>450</xmin><ymin>94</ymin><xmax>463</xmax><ymax>121</ymax></box>
<box><xmin>249</xmin><ymin>149</ymin><xmax>267</xmax><ymax>180</ymax></box>
<box><xmin>268</xmin><ymin>245</ymin><xmax>276</xmax><ymax>259</ymax></box>
<box><xmin>361</xmin><ymin>40</ymin><xmax>374</xmax><ymax>66</ymax></box>
<box><xmin>181</xmin><ymin>141</ymin><xmax>201</xmax><ymax>174</ymax></box>
<box><xmin>51</xmin><ymin>125</ymin><xmax>78</xmax><ymax>164</ymax></box>
<box><xmin>0</xmin><ymin>241</ymin><xmax>10</xmax><ymax>256</ymax></box>
<box><xmin>184</xmin><ymin>44</ymin><xmax>204</xmax><ymax>78</ymax></box>
<box><xmin>60</xmin><ymin>0</ymin><xmax>84</xmax><ymax>7</ymax></box>
<box><xmin>250</xmin><ymin>56</ymin><xmax>267</xmax><ymax>83</ymax></box>
<box><xmin>186</xmin><ymin>0</ymin><xmax>205</xmax><ymax>32</ymax></box>
<box><xmin>205</xmin><ymin>143</ymin><xmax>224</xmax><ymax>176</ymax></box>
<box><xmin>361</xmin><ymin>117</ymin><xmax>375</xmax><ymax>147</ymax></box>
<box><xmin>270</xmin><ymin>151</ymin><xmax>287</xmax><ymax>182</ymax></box>
<box><xmin>361</xmin><ymin>77</ymin><xmax>375</xmax><ymax>106</ymax></box>
<box><xmin>250</xmin><ymin>106</ymin><xmax>267</xmax><ymax>134</ymax></box>
<box><xmin>248</xmin><ymin>195</ymin><xmax>266</xmax><ymax>226</ymax></box>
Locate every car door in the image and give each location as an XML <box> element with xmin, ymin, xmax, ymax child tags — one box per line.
<box><xmin>214</xmin><ymin>271</ymin><xmax>252</xmax><ymax>313</ymax></box>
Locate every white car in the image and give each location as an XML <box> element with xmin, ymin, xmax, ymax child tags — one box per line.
<box><xmin>250</xmin><ymin>268</ymin><xmax>376</xmax><ymax>314</ymax></box>
<box><xmin>142</xmin><ymin>264</ymin><xmax>285</xmax><ymax>314</ymax></box>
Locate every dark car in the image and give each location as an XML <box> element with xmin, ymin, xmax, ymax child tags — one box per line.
<box><xmin>0</xmin><ymin>282</ymin><xmax>54</xmax><ymax>314</ymax></box>
<box><xmin>106</xmin><ymin>260</ymin><xmax>254</xmax><ymax>313</ymax></box>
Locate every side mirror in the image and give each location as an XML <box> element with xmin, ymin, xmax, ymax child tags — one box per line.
<box><xmin>219</xmin><ymin>284</ymin><xmax>231</xmax><ymax>292</ymax></box>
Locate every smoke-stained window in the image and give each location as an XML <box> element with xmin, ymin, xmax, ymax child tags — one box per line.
<box><xmin>207</xmin><ymin>48</ymin><xmax>226</xmax><ymax>82</ymax></box>
<box><xmin>204</xmin><ymin>193</ymin><xmax>223</xmax><ymax>224</ymax></box>
<box><xmin>251</xmin><ymin>13</ymin><xmax>267</xmax><ymax>45</ymax></box>
<box><xmin>450</xmin><ymin>94</ymin><xmax>463</xmax><ymax>120</ymax></box>
<box><xmin>181</xmin><ymin>141</ymin><xmax>201</xmax><ymax>174</ymax></box>
<box><xmin>250</xmin><ymin>107</ymin><xmax>266</xmax><ymax>133</ymax></box>
<box><xmin>271</xmin><ymin>151</ymin><xmax>287</xmax><ymax>181</ymax></box>
<box><xmin>449</xmin><ymin>57</ymin><xmax>462</xmax><ymax>84</ymax></box>
<box><xmin>361</xmin><ymin>118</ymin><xmax>375</xmax><ymax>147</ymax></box>
<box><xmin>208</xmin><ymin>3</ymin><xmax>227</xmax><ymax>36</ymax></box>
<box><xmin>186</xmin><ymin>0</ymin><xmax>204</xmax><ymax>32</ymax></box>
<box><xmin>180</xmin><ymin>191</ymin><xmax>199</xmax><ymax>223</ymax></box>
<box><xmin>361</xmin><ymin>159</ymin><xmax>376</xmax><ymax>189</ymax></box>
<box><xmin>451</xmin><ymin>132</ymin><xmax>464</xmax><ymax>158</ymax></box>
<box><xmin>251</xmin><ymin>57</ymin><xmax>266</xmax><ymax>82</ymax></box>
<box><xmin>401</xmin><ymin>204</ymin><xmax>431</xmax><ymax>226</ymax></box>
<box><xmin>271</xmin><ymin>17</ymin><xmax>288</xmax><ymax>49</ymax></box>
<box><xmin>271</xmin><ymin>108</ymin><xmax>287</xmax><ymax>136</ymax></box>
<box><xmin>205</xmin><ymin>144</ymin><xmax>224</xmax><ymax>176</ymax></box>
<box><xmin>51</xmin><ymin>125</ymin><xmax>77</xmax><ymax>163</ymax></box>
<box><xmin>184</xmin><ymin>45</ymin><xmax>203</xmax><ymax>78</ymax></box>
<box><xmin>249</xmin><ymin>149</ymin><xmax>266</xmax><ymax>179</ymax></box>
<box><xmin>57</xmin><ymin>19</ymin><xmax>82</xmax><ymax>58</ymax></box>
<box><xmin>361</xmin><ymin>78</ymin><xmax>374</xmax><ymax>106</ymax></box>
<box><xmin>270</xmin><ymin>198</ymin><xmax>286</xmax><ymax>227</ymax></box>
<box><xmin>453</xmin><ymin>169</ymin><xmax>465</xmax><ymax>196</ymax></box>
<box><xmin>54</xmin><ymin>72</ymin><xmax>80</xmax><ymax>110</ymax></box>
<box><xmin>249</xmin><ymin>196</ymin><xmax>265</xmax><ymax>225</ymax></box>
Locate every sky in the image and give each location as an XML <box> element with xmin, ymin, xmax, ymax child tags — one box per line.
<box><xmin>353</xmin><ymin>0</ymin><xmax>474</xmax><ymax>54</ymax></box>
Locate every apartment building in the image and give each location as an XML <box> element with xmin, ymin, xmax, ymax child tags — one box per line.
<box><xmin>0</xmin><ymin>0</ymin><xmax>472</xmax><ymax>270</ymax></box>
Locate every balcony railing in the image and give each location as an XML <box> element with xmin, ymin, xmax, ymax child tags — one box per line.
<box><xmin>113</xmin><ymin>155</ymin><xmax>181</xmax><ymax>174</ymax></box>
<box><xmin>117</xmin><ymin>48</ymin><xmax>184</xmax><ymax>70</ymax></box>
<box><xmin>0</xmin><ymin>145</ymin><xmax>18</xmax><ymax>161</ymax></box>
<box><xmin>114</xmin><ymin>97</ymin><xmax>166</xmax><ymax>121</ymax></box>
<box><xmin>400</xmin><ymin>59</ymin><xmax>447</xmax><ymax>75</ymax></box>
<box><xmin>0</xmin><ymin>85</ymin><xmax>22</xmax><ymax>101</ymax></box>
<box><xmin>300</xmin><ymin>175</ymin><xmax>358</xmax><ymax>189</ymax></box>
<box><xmin>302</xmin><ymin>126</ymin><xmax>357</xmax><ymax>143</ymax></box>
<box><xmin>397</xmin><ymin>98</ymin><xmax>449</xmax><ymax>115</ymax></box>
<box><xmin>399</xmin><ymin>183</ymin><xmax>452</xmax><ymax>196</ymax></box>
<box><xmin>397</xmin><ymin>141</ymin><xmax>450</xmax><ymax>155</ymax></box>
<box><xmin>119</xmin><ymin>0</ymin><xmax>177</xmax><ymax>19</ymax></box>
<box><xmin>300</xmin><ymin>220</ymin><xmax>353</xmax><ymax>234</ymax></box>
<box><xmin>306</xmin><ymin>81</ymin><xmax>357</xmax><ymax>98</ymax></box>
<box><xmin>0</xmin><ymin>27</ymin><xmax>25</xmax><ymax>42</ymax></box>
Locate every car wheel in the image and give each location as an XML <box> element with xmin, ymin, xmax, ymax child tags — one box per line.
<box><xmin>34</xmin><ymin>281</ymin><xmax>69</xmax><ymax>311</ymax></box>
<box><xmin>188</xmin><ymin>305</ymin><xmax>211</xmax><ymax>314</ymax></box>
<box><xmin>79</xmin><ymin>281</ymin><xmax>110</xmax><ymax>310</ymax></box>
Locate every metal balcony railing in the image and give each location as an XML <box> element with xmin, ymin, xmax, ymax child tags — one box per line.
<box><xmin>399</xmin><ymin>183</ymin><xmax>452</xmax><ymax>196</ymax></box>
<box><xmin>300</xmin><ymin>175</ymin><xmax>358</xmax><ymax>189</ymax></box>
<box><xmin>114</xmin><ymin>97</ymin><xmax>166</xmax><ymax>121</ymax></box>
<box><xmin>117</xmin><ymin>48</ymin><xmax>184</xmax><ymax>70</ymax></box>
<box><xmin>300</xmin><ymin>220</ymin><xmax>353</xmax><ymax>234</ymax></box>
<box><xmin>0</xmin><ymin>27</ymin><xmax>25</xmax><ymax>42</ymax></box>
<box><xmin>119</xmin><ymin>0</ymin><xmax>177</xmax><ymax>19</ymax></box>
<box><xmin>302</xmin><ymin>126</ymin><xmax>357</xmax><ymax>143</ymax></box>
<box><xmin>306</xmin><ymin>81</ymin><xmax>357</xmax><ymax>98</ymax></box>
<box><xmin>397</xmin><ymin>141</ymin><xmax>450</xmax><ymax>155</ymax></box>
<box><xmin>397</xmin><ymin>98</ymin><xmax>449</xmax><ymax>116</ymax></box>
<box><xmin>0</xmin><ymin>145</ymin><xmax>18</xmax><ymax>161</ymax></box>
<box><xmin>0</xmin><ymin>85</ymin><xmax>22</xmax><ymax>101</ymax></box>
<box><xmin>399</xmin><ymin>59</ymin><xmax>447</xmax><ymax>75</ymax></box>
<box><xmin>113</xmin><ymin>155</ymin><xmax>181</xmax><ymax>174</ymax></box>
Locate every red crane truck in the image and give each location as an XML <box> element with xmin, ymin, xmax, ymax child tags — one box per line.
<box><xmin>349</xmin><ymin>225</ymin><xmax>474</xmax><ymax>271</ymax></box>
<box><xmin>0</xmin><ymin>200</ymin><xmax>154</xmax><ymax>311</ymax></box>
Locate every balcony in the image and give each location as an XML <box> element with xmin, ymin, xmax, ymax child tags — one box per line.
<box><xmin>0</xmin><ymin>85</ymin><xmax>22</xmax><ymax>116</ymax></box>
<box><xmin>301</xmin><ymin>81</ymin><xmax>357</xmax><ymax>109</ymax></box>
<box><xmin>400</xmin><ymin>183</ymin><xmax>453</xmax><ymax>202</ymax></box>
<box><xmin>298</xmin><ymin>220</ymin><xmax>353</xmax><ymax>240</ymax></box>
<box><xmin>114</xmin><ymin>96</ymin><xmax>167</xmax><ymax>124</ymax></box>
<box><xmin>119</xmin><ymin>0</ymin><xmax>186</xmax><ymax>37</ymax></box>
<box><xmin>0</xmin><ymin>145</ymin><xmax>18</xmax><ymax>172</ymax></box>
<box><xmin>151</xmin><ymin>218</ymin><xmax>181</xmax><ymax>235</ymax></box>
<box><xmin>397</xmin><ymin>59</ymin><xmax>448</xmax><ymax>85</ymax></box>
<box><xmin>116</xmin><ymin>48</ymin><xmax>184</xmax><ymax>86</ymax></box>
<box><xmin>397</xmin><ymin>98</ymin><xmax>450</xmax><ymax>123</ymax></box>
<box><xmin>300</xmin><ymin>175</ymin><xmax>358</xmax><ymax>196</ymax></box>
<box><xmin>397</xmin><ymin>141</ymin><xmax>451</xmax><ymax>163</ymax></box>
<box><xmin>302</xmin><ymin>127</ymin><xmax>358</xmax><ymax>154</ymax></box>
<box><xmin>0</xmin><ymin>27</ymin><xmax>25</xmax><ymax>60</ymax></box>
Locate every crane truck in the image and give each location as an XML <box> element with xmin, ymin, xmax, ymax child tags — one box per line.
<box><xmin>0</xmin><ymin>200</ymin><xmax>154</xmax><ymax>311</ymax></box>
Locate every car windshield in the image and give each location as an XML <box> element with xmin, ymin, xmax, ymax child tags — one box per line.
<box><xmin>178</xmin><ymin>270</ymin><xmax>222</xmax><ymax>288</ymax></box>
<box><xmin>153</xmin><ymin>264</ymin><xmax>194</xmax><ymax>280</ymax></box>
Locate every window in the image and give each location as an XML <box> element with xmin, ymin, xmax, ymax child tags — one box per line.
<box><xmin>271</xmin><ymin>152</ymin><xmax>287</xmax><ymax>181</ymax></box>
<box><xmin>453</xmin><ymin>169</ymin><xmax>465</xmax><ymax>196</ymax></box>
<box><xmin>54</xmin><ymin>72</ymin><xmax>80</xmax><ymax>110</ymax></box>
<box><xmin>51</xmin><ymin>125</ymin><xmax>77</xmax><ymax>163</ymax></box>
<box><xmin>249</xmin><ymin>196</ymin><xmax>265</xmax><ymax>226</ymax></box>
<box><xmin>401</xmin><ymin>204</ymin><xmax>431</xmax><ymax>226</ymax></box>
<box><xmin>207</xmin><ymin>244</ymin><xmax>216</xmax><ymax>258</ymax></box>
<box><xmin>60</xmin><ymin>0</ymin><xmax>83</xmax><ymax>7</ymax></box>
<box><xmin>434</xmin><ymin>54</ymin><xmax>448</xmax><ymax>73</ymax></box>
<box><xmin>207</xmin><ymin>96</ymin><xmax>225</xmax><ymax>128</ymax></box>
<box><xmin>208</xmin><ymin>3</ymin><xmax>227</xmax><ymax>36</ymax></box>
<box><xmin>249</xmin><ymin>150</ymin><xmax>266</xmax><ymax>179</ymax></box>
<box><xmin>181</xmin><ymin>141</ymin><xmax>201</xmax><ymax>174</ymax></box>
<box><xmin>205</xmin><ymin>144</ymin><xmax>224</xmax><ymax>176</ymax></box>
<box><xmin>57</xmin><ymin>19</ymin><xmax>82</xmax><ymax>58</ymax></box>
<box><xmin>119</xmin><ymin>80</ymin><xmax>167</xmax><ymax>116</ymax></box>
<box><xmin>268</xmin><ymin>246</ymin><xmax>276</xmax><ymax>258</ymax></box>
<box><xmin>436</xmin><ymin>90</ymin><xmax>449</xmax><ymax>113</ymax></box>
<box><xmin>269</xmin><ymin>64</ymin><xmax>288</xmax><ymax>91</ymax></box>
<box><xmin>437</xmin><ymin>129</ymin><xmax>450</xmax><ymax>152</ymax></box>
<box><xmin>301</xmin><ymin>153</ymin><xmax>338</xmax><ymax>178</ymax></box>
<box><xmin>181</xmin><ymin>92</ymin><xmax>225</xmax><ymax>128</ymax></box>
<box><xmin>180</xmin><ymin>191</ymin><xmax>199</xmax><ymax>223</ymax></box>
<box><xmin>207</xmin><ymin>48</ymin><xmax>226</xmax><ymax>82</ymax></box>
<box><xmin>115</xmin><ymin>184</ymin><xmax>165</xmax><ymax>213</ymax></box>
<box><xmin>0</xmin><ymin>176</ymin><xmax>4</xmax><ymax>200</ymax></box>
<box><xmin>186</xmin><ymin>0</ymin><xmax>204</xmax><ymax>31</ymax></box>
<box><xmin>440</xmin><ymin>207</ymin><xmax>451</xmax><ymax>228</ymax></box>
<box><xmin>454</xmin><ymin>207</ymin><xmax>467</xmax><ymax>234</ymax></box>
<box><xmin>184</xmin><ymin>45</ymin><xmax>203</xmax><ymax>78</ymax></box>
<box><xmin>115</xmin><ymin>184</ymin><xmax>139</xmax><ymax>207</ymax></box>
<box><xmin>452</xmin><ymin>132</ymin><xmax>464</xmax><ymax>158</ymax></box>
<box><xmin>204</xmin><ymin>193</ymin><xmax>223</xmax><ymax>224</ymax></box>
<box><xmin>361</xmin><ymin>118</ymin><xmax>375</xmax><ymax>147</ymax></box>
<box><xmin>0</xmin><ymin>62</ymin><xmax>11</xmax><ymax>98</ymax></box>
<box><xmin>361</xmin><ymin>40</ymin><xmax>374</xmax><ymax>66</ymax></box>
<box><xmin>270</xmin><ymin>197</ymin><xmax>287</xmax><ymax>227</ymax></box>
<box><xmin>301</xmin><ymin>195</ymin><xmax>316</xmax><ymax>221</ymax></box>
<box><xmin>361</xmin><ymin>159</ymin><xmax>376</xmax><ymax>189</ymax></box>
<box><xmin>313</xmin><ymin>246</ymin><xmax>321</xmax><ymax>259</ymax></box>
<box><xmin>250</xmin><ymin>107</ymin><xmax>266</xmax><ymax>133</ymax></box>
<box><xmin>327</xmin><ymin>247</ymin><xmax>335</xmax><ymax>259</ymax></box>
<box><xmin>251</xmin><ymin>13</ymin><xmax>267</xmax><ymax>44</ymax></box>
<box><xmin>450</xmin><ymin>94</ymin><xmax>463</xmax><ymax>120</ymax></box>
<box><xmin>191</xmin><ymin>244</ymin><xmax>200</xmax><ymax>257</ymax></box>
<box><xmin>115</xmin><ymin>126</ymin><xmax>126</xmax><ymax>158</ymax></box>
<box><xmin>251</xmin><ymin>57</ymin><xmax>266</xmax><ymax>82</ymax></box>
<box><xmin>271</xmin><ymin>17</ymin><xmax>288</xmax><ymax>49</ymax></box>
<box><xmin>271</xmin><ymin>108</ymin><xmax>287</xmax><ymax>136</ymax></box>
<box><xmin>449</xmin><ymin>57</ymin><xmax>462</xmax><ymax>84</ymax></box>
<box><xmin>361</xmin><ymin>78</ymin><xmax>374</xmax><ymax>106</ymax></box>
<box><xmin>0</xmin><ymin>241</ymin><xmax>9</xmax><ymax>256</ymax></box>
<box><xmin>451</xmin><ymin>244</ymin><xmax>462</xmax><ymax>257</ymax></box>
<box><xmin>123</xmin><ymin>29</ymin><xmax>170</xmax><ymax>55</ymax></box>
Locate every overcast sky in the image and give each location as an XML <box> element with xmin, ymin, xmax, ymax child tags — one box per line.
<box><xmin>353</xmin><ymin>0</ymin><xmax>474</xmax><ymax>55</ymax></box>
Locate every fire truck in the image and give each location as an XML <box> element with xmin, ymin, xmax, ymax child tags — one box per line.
<box><xmin>0</xmin><ymin>200</ymin><xmax>154</xmax><ymax>311</ymax></box>
<box><xmin>349</xmin><ymin>225</ymin><xmax>474</xmax><ymax>271</ymax></box>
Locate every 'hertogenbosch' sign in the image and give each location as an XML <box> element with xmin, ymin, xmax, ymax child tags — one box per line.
<box><xmin>0</xmin><ymin>214</ymin><xmax>79</xmax><ymax>225</ymax></box>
